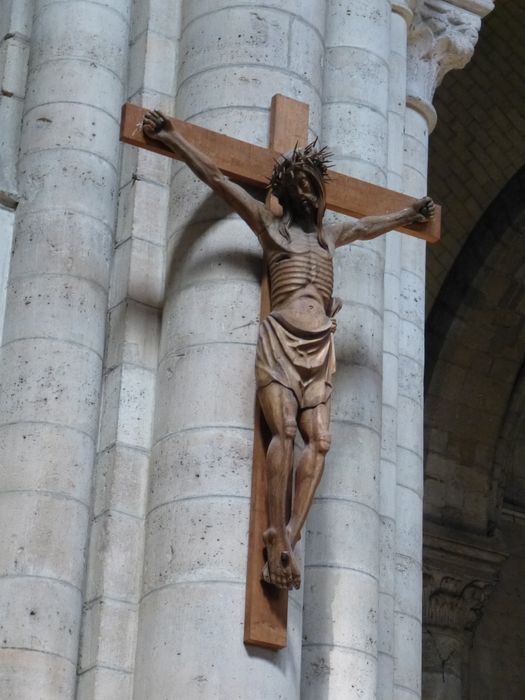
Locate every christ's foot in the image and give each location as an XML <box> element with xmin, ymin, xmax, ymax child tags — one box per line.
<box><xmin>262</xmin><ymin>527</ymin><xmax>301</xmax><ymax>590</ymax></box>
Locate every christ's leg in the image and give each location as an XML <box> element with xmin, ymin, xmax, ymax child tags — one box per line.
<box><xmin>287</xmin><ymin>402</ymin><xmax>331</xmax><ymax>548</ymax></box>
<box><xmin>257</xmin><ymin>382</ymin><xmax>301</xmax><ymax>590</ymax></box>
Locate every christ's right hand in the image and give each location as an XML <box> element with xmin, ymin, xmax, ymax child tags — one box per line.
<box><xmin>142</xmin><ymin>110</ymin><xmax>173</xmax><ymax>142</ymax></box>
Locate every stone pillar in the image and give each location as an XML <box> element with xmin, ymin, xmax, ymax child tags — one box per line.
<box><xmin>301</xmin><ymin>2</ymin><xmax>391</xmax><ymax>698</ymax></box>
<box><xmin>396</xmin><ymin>3</ymin><xmax>493</xmax><ymax>697</ymax></box>
<box><xmin>133</xmin><ymin>2</ymin><xmax>326</xmax><ymax>698</ymax></box>
<box><xmin>0</xmin><ymin>1</ymin><xmax>131</xmax><ymax>697</ymax></box>
<box><xmin>0</xmin><ymin>0</ymin><xmax>32</xmax><ymax>206</ymax></box>
<box><xmin>76</xmin><ymin>1</ymin><xmax>179</xmax><ymax>698</ymax></box>
<box><xmin>377</xmin><ymin>2</ymin><xmax>414</xmax><ymax>696</ymax></box>
<box><xmin>422</xmin><ymin>524</ymin><xmax>506</xmax><ymax>699</ymax></box>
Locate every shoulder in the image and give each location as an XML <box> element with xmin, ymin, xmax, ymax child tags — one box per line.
<box><xmin>257</xmin><ymin>209</ymin><xmax>290</xmax><ymax>251</ymax></box>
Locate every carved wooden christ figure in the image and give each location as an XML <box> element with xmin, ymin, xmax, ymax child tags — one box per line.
<box><xmin>143</xmin><ymin>109</ymin><xmax>435</xmax><ymax>591</ymax></box>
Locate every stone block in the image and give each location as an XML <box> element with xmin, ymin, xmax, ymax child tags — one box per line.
<box><xmin>154</xmin><ymin>343</ymin><xmax>256</xmax><ymax>438</ymax></box>
<box><xmin>398</xmin><ymin>354</ymin><xmax>423</xmax><ymax>405</ymax></box>
<box><xmin>384</xmin><ymin>270</ymin><xmax>400</xmax><ymax>313</ymax></box>
<box><xmin>335</xmin><ymin>302</ymin><xmax>383</xmax><ymax>374</ymax></box>
<box><xmin>7</xmin><ymin>210</ymin><xmax>112</xmax><ymax>289</ymax></box>
<box><xmin>395</xmin><ymin>555</ymin><xmax>422</xmax><ymax>622</ymax></box>
<box><xmin>0</xmin><ymin>492</ymin><xmax>88</xmax><ymax>587</ymax></box>
<box><xmin>0</xmin><ymin>577</ymin><xmax>81</xmax><ymax>661</ymax></box>
<box><xmin>32</xmin><ymin>1</ymin><xmax>129</xmax><ymax>77</ymax></box>
<box><xmin>0</xmin><ymin>648</ymin><xmax>76</xmax><ymax>700</ymax></box>
<box><xmin>98</xmin><ymin>362</ymin><xmax>155</xmax><ymax>452</ymax></box>
<box><xmin>0</xmin><ymin>422</ymin><xmax>94</xmax><ymax>502</ymax></box>
<box><xmin>0</xmin><ymin>35</ymin><xmax>29</xmax><ymax>99</ymax></box>
<box><xmin>148</xmin><ymin>427</ymin><xmax>252</xmax><ymax>513</ymax></box>
<box><xmin>382</xmin><ymin>352</ymin><xmax>399</xmax><ymax>408</ymax></box>
<box><xmin>182</xmin><ymin>0</ymin><xmax>326</xmax><ymax>31</ymax></box>
<box><xmin>381</xmin><ymin>404</ymin><xmax>397</xmax><ymax>463</ymax></box>
<box><xmin>80</xmin><ymin>598</ymin><xmax>137</xmax><ymax>672</ymax></box>
<box><xmin>85</xmin><ymin>511</ymin><xmax>144</xmax><ymax>603</ymax></box>
<box><xmin>176</xmin><ymin>65</ymin><xmax>320</xmax><ymax>127</ymax></box>
<box><xmin>397</xmin><ymin>446</ymin><xmax>423</xmax><ymax>499</ymax></box>
<box><xmin>320</xmin><ymin>421</ymin><xmax>380</xmax><ymax>511</ymax></box>
<box><xmin>397</xmin><ymin>394</ymin><xmax>423</xmax><ymax>457</ymax></box>
<box><xmin>166</xmin><ymin>216</ymin><xmax>262</xmax><ymax>290</ymax></box>
<box><xmin>334</xmin><ymin>244</ymin><xmax>384</xmax><ymax>313</ymax></box>
<box><xmin>377</xmin><ymin>651</ymin><xmax>395</xmax><ymax>700</ymax></box>
<box><xmin>302</xmin><ymin>566</ymin><xmax>378</xmax><ymax>653</ymax></box>
<box><xmin>301</xmin><ymin>644</ymin><xmax>377</xmax><ymax>700</ymax></box>
<box><xmin>399</xmin><ymin>270</ymin><xmax>425</xmax><ymax>329</ymax></box>
<box><xmin>142</xmin><ymin>495</ymin><xmax>250</xmax><ymax>594</ymax></box>
<box><xmin>17</xmin><ymin>150</ymin><xmax>118</xmax><ymax>231</ymax></box>
<box><xmin>379</xmin><ymin>460</ymin><xmax>396</xmax><ymax>521</ymax></box>
<box><xmin>134</xmin><ymin>582</ymin><xmax>301</xmax><ymax>699</ymax></box>
<box><xmin>323</xmin><ymin>102</ymin><xmax>388</xmax><ymax>174</ymax></box>
<box><xmin>324</xmin><ymin>47</ymin><xmax>389</xmax><ymax>115</ymax></box>
<box><xmin>116</xmin><ymin>178</ymin><xmax>169</xmax><ymax>247</ymax></box>
<box><xmin>106</xmin><ymin>300</ymin><xmax>161</xmax><ymax>370</ymax></box>
<box><xmin>331</xmin><ymin>364</ymin><xmax>382</xmax><ymax>433</ymax></box>
<box><xmin>179</xmin><ymin>7</ymin><xmax>289</xmax><ymax>82</ymax></box>
<box><xmin>396</xmin><ymin>486</ymin><xmax>422</xmax><ymax>562</ymax></box>
<box><xmin>189</xmin><ymin>107</ymin><xmax>272</xmax><ymax>146</ymax></box>
<box><xmin>3</xmin><ymin>274</ymin><xmax>107</xmax><ymax>354</ymax></box>
<box><xmin>93</xmin><ymin>444</ymin><xmax>149</xmax><ymax>519</ymax></box>
<box><xmin>383</xmin><ymin>309</ymin><xmax>400</xmax><ymax>357</ymax></box>
<box><xmin>378</xmin><ymin>590</ymin><xmax>394</xmax><ymax>654</ymax></box>
<box><xmin>130</xmin><ymin>31</ymin><xmax>177</xmax><ymax>98</ymax></box>
<box><xmin>24</xmin><ymin>59</ymin><xmax>123</xmax><ymax>120</ymax></box>
<box><xmin>289</xmin><ymin>17</ymin><xmax>324</xmax><ymax>91</ymax></box>
<box><xmin>131</xmin><ymin>0</ymin><xmax>181</xmax><ymax>41</ymax></box>
<box><xmin>306</xmin><ymin>499</ymin><xmax>380</xmax><ymax>579</ymax></box>
<box><xmin>398</xmin><ymin>316</ymin><xmax>424</xmax><ymax>365</ymax></box>
<box><xmin>0</xmin><ymin>339</ymin><xmax>102</xmax><ymax>436</ymax></box>
<box><xmin>393</xmin><ymin>612</ymin><xmax>421</xmax><ymax>695</ymax></box>
<box><xmin>77</xmin><ymin>667</ymin><xmax>133</xmax><ymax>700</ymax></box>
<box><xmin>21</xmin><ymin>102</ymin><xmax>120</xmax><ymax>168</ymax></box>
<box><xmin>325</xmin><ymin>0</ymin><xmax>390</xmax><ymax>61</ymax></box>
<box><xmin>160</xmin><ymin>278</ymin><xmax>260</xmax><ymax>355</ymax></box>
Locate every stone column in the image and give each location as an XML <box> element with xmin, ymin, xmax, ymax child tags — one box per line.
<box><xmin>76</xmin><ymin>1</ymin><xmax>179</xmax><ymax>698</ymax></box>
<box><xmin>0</xmin><ymin>0</ymin><xmax>33</xmax><ymax>206</ymax></box>
<box><xmin>133</xmin><ymin>2</ymin><xmax>326</xmax><ymax>698</ymax></box>
<box><xmin>422</xmin><ymin>524</ymin><xmax>506</xmax><ymax>699</ymax></box>
<box><xmin>377</xmin><ymin>2</ymin><xmax>414</xmax><ymax>696</ymax></box>
<box><xmin>0</xmin><ymin>1</ymin><xmax>131</xmax><ymax>698</ymax></box>
<box><xmin>396</xmin><ymin>3</ymin><xmax>493</xmax><ymax>697</ymax></box>
<box><xmin>301</xmin><ymin>2</ymin><xmax>391</xmax><ymax>698</ymax></box>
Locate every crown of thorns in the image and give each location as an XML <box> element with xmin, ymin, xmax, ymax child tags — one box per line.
<box><xmin>268</xmin><ymin>140</ymin><xmax>333</xmax><ymax>199</ymax></box>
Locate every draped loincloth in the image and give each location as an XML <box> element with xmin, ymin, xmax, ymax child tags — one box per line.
<box><xmin>255</xmin><ymin>313</ymin><xmax>336</xmax><ymax>409</ymax></box>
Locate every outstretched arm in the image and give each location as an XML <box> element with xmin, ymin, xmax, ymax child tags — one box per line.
<box><xmin>142</xmin><ymin>110</ymin><xmax>269</xmax><ymax>235</ymax></box>
<box><xmin>327</xmin><ymin>197</ymin><xmax>436</xmax><ymax>248</ymax></box>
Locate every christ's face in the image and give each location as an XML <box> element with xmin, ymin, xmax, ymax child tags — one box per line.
<box><xmin>290</xmin><ymin>170</ymin><xmax>319</xmax><ymax>219</ymax></box>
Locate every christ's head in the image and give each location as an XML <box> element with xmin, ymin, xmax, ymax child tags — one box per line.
<box><xmin>269</xmin><ymin>141</ymin><xmax>332</xmax><ymax>227</ymax></box>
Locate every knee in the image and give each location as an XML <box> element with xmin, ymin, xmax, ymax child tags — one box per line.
<box><xmin>314</xmin><ymin>431</ymin><xmax>331</xmax><ymax>455</ymax></box>
<box><xmin>283</xmin><ymin>419</ymin><xmax>297</xmax><ymax>440</ymax></box>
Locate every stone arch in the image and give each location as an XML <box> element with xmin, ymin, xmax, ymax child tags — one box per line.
<box><xmin>424</xmin><ymin>165</ymin><xmax>525</xmax><ymax>533</ymax></box>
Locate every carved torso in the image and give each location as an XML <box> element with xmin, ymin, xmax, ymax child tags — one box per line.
<box><xmin>260</xmin><ymin>220</ymin><xmax>336</xmax><ymax>334</ymax></box>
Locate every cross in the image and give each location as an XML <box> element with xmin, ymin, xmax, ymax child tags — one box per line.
<box><xmin>120</xmin><ymin>95</ymin><xmax>441</xmax><ymax>651</ymax></box>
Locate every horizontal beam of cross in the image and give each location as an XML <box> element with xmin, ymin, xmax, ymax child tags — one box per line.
<box><xmin>120</xmin><ymin>103</ymin><xmax>441</xmax><ymax>243</ymax></box>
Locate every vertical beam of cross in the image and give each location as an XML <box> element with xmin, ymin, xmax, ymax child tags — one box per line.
<box><xmin>243</xmin><ymin>95</ymin><xmax>309</xmax><ymax>650</ymax></box>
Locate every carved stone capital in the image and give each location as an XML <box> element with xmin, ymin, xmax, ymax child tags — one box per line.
<box><xmin>423</xmin><ymin>522</ymin><xmax>507</xmax><ymax>633</ymax></box>
<box><xmin>407</xmin><ymin>0</ymin><xmax>494</xmax><ymax>129</ymax></box>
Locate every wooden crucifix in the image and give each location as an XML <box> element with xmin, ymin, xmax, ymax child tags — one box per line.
<box><xmin>120</xmin><ymin>95</ymin><xmax>440</xmax><ymax>652</ymax></box>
